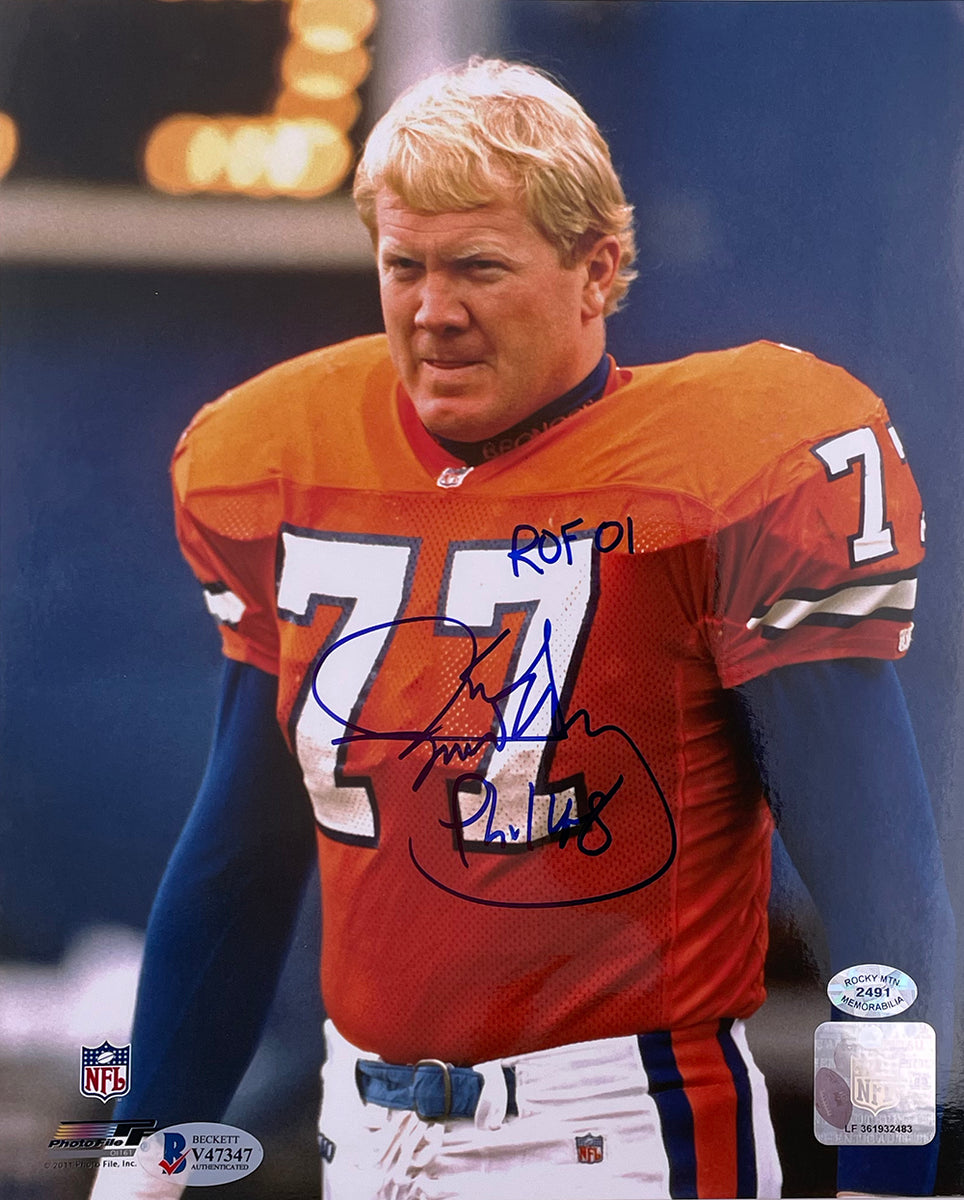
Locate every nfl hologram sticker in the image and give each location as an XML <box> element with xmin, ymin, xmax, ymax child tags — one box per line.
<box><xmin>813</xmin><ymin>1021</ymin><xmax>935</xmax><ymax>1145</ymax></box>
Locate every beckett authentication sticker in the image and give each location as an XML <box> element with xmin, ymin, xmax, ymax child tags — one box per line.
<box><xmin>136</xmin><ymin>1123</ymin><xmax>264</xmax><ymax>1187</ymax></box>
<box><xmin>814</xmin><ymin>1021</ymin><xmax>935</xmax><ymax>1146</ymax></box>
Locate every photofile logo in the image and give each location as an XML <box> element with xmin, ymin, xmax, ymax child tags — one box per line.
<box><xmin>48</xmin><ymin>1120</ymin><xmax>157</xmax><ymax>1158</ymax></box>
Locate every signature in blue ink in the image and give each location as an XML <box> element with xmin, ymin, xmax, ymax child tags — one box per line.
<box><xmin>313</xmin><ymin>613</ymin><xmax>558</xmax><ymax>792</ymax></box>
<box><xmin>311</xmin><ymin>614</ymin><xmax>676</xmax><ymax>908</ymax></box>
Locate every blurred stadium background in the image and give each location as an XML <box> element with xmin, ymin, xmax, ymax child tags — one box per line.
<box><xmin>2</xmin><ymin>2</ymin><xmax>963</xmax><ymax>1196</ymax></box>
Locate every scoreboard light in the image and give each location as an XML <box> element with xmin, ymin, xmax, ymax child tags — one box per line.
<box><xmin>142</xmin><ymin>0</ymin><xmax>375</xmax><ymax>198</ymax></box>
<box><xmin>0</xmin><ymin>113</ymin><xmax>19</xmax><ymax>180</ymax></box>
<box><xmin>272</xmin><ymin>89</ymin><xmax>360</xmax><ymax>126</ymax></box>
<box><xmin>264</xmin><ymin>121</ymin><xmax>313</xmax><ymax>188</ymax></box>
<box><xmin>186</xmin><ymin>121</ymin><xmax>232</xmax><ymax>188</ymax></box>
<box><xmin>227</xmin><ymin>124</ymin><xmax>272</xmax><ymax>188</ymax></box>
<box><xmin>290</xmin><ymin>0</ymin><xmax>377</xmax><ymax>53</ymax></box>
<box><xmin>281</xmin><ymin>43</ymin><xmax>370</xmax><ymax>101</ymax></box>
<box><xmin>144</xmin><ymin>114</ymin><xmax>204</xmax><ymax>194</ymax></box>
<box><xmin>145</xmin><ymin>113</ymin><xmax>352</xmax><ymax>198</ymax></box>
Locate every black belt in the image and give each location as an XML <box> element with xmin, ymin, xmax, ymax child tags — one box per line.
<box><xmin>355</xmin><ymin>1058</ymin><xmax>519</xmax><ymax>1122</ymax></box>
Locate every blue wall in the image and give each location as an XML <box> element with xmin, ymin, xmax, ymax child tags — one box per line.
<box><xmin>0</xmin><ymin>269</ymin><xmax>382</xmax><ymax>955</ymax></box>
<box><xmin>502</xmin><ymin>2</ymin><xmax>964</xmax><ymax>797</ymax></box>
<box><xmin>499</xmin><ymin>4</ymin><xmax>964</xmax><ymax>1190</ymax></box>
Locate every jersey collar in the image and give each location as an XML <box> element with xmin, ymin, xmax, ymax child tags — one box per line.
<box><xmin>396</xmin><ymin>354</ymin><xmax>619</xmax><ymax>478</ymax></box>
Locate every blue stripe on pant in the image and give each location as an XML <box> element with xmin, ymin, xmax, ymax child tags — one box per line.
<box><xmin>639</xmin><ymin>1021</ymin><xmax>762</xmax><ymax>1199</ymax></box>
<box><xmin>717</xmin><ymin>1018</ymin><xmax>758</xmax><ymax>1198</ymax></box>
<box><xmin>637</xmin><ymin>1031</ymin><xmax>699</xmax><ymax>1199</ymax></box>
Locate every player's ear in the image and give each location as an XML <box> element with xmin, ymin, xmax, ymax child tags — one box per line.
<box><xmin>580</xmin><ymin>235</ymin><xmax>621</xmax><ymax>321</ymax></box>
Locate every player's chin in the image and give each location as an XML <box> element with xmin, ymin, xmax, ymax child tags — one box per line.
<box><xmin>411</xmin><ymin>392</ymin><xmax>505</xmax><ymax>443</ymax></box>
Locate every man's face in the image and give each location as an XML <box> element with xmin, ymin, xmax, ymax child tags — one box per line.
<box><xmin>375</xmin><ymin>190</ymin><xmax>608</xmax><ymax>443</ymax></box>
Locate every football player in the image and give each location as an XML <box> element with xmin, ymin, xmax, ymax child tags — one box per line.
<box><xmin>91</xmin><ymin>59</ymin><xmax>953</xmax><ymax>1199</ymax></box>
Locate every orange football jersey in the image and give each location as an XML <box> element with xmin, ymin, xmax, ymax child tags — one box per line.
<box><xmin>172</xmin><ymin>335</ymin><xmax>923</xmax><ymax>1065</ymax></box>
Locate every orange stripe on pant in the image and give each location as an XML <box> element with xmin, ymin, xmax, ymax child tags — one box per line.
<box><xmin>671</xmin><ymin>1025</ymin><xmax>739</xmax><ymax>1198</ymax></box>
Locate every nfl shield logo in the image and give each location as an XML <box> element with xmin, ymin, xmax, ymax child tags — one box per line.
<box><xmin>80</xmin><ymin>1040</ymin><xmax>131</xmax><ymax>1102</ymax></box>
<box><xmin>575</xmin><ymin>1133</ymin><xmax>604</xmax><ymax>1164</ymax></box>
<box><xmin>850</xmin><ymin>1050</ymin><xmax>901</xmax><ymax>1117</ymax></box>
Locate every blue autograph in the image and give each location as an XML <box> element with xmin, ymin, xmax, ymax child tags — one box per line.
<box><xmin>311</xmin><ymin>615</ymin><xmax>677</xmax><ymax>908</ymax></box>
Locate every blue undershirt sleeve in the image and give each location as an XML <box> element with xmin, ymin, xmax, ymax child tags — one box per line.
<box><xmin>734</xmin><ymin>658</ymin><xmax>955</xmax><ymax>1197</ymax></box>
<box><xmin>113</xmin><ymin>659</ymin><xmax>316</xmax><ymax>1127</ymax></box>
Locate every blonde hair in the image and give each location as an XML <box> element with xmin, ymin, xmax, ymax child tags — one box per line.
<box><xmin>353</xmin><ymin>58</ymin><xmax>636</xmax><ymax>314</ymax></box>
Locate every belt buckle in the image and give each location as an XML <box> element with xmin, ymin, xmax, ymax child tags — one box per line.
<box><xmin>413</xmin><ymin>1058</ymin><xmax>452</xmax><ymax>1121</ymax></box>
